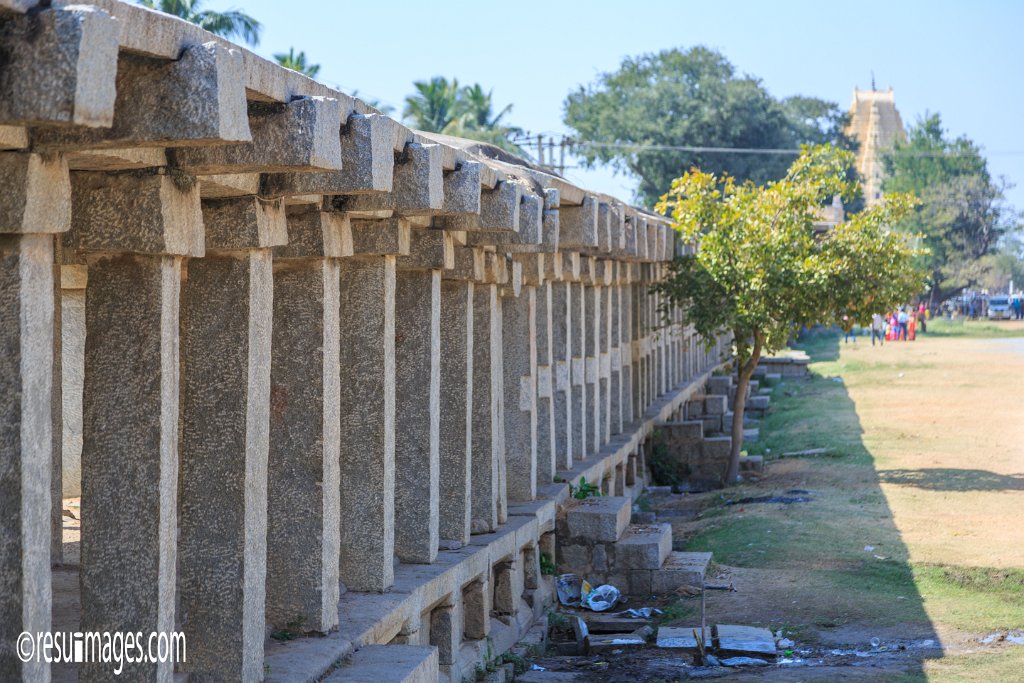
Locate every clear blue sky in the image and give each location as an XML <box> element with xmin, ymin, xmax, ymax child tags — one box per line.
<box><xmin>203</xmin><ymin>0</ymin><xmax>1024</xmax><ymax>211</ymax></box>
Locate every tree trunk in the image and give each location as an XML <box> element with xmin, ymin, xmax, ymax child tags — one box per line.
<box><xmin>726</xmin><ymin>335</ymin><xmax>763</xmax><ymax>484</ymax></box>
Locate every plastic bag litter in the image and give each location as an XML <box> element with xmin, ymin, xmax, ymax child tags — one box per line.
<box><xmin>584</xmin><ymin>584</ymin><xmax>621</xmax><ymax>612</ymax></box>
<box><xmin>626</xmin><ymin>607</ymin><xmax>663</xmax><ymax>618</ymax></box>
<box><xmin>556</xmin><ymin>573</ymin><xmax>582</xmax><ymax>605</ymax></box>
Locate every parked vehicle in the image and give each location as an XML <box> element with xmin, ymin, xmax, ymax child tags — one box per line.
<box><xmin>987</xmin><ymin>295</ymin><xmax>1014</xmax><ymax>320</ymax></box>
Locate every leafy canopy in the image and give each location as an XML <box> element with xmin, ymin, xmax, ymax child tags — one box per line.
<box><xmin>403</xmin><ymin>77</ymin><xmax>524</xmax><ymax>155</ymax></box>
<box><xmin>564</xmin><ymin>47</ymin><xmax>852</xmax><ymax>207</ymax></box>
<box><xmin>882</xmin><ymin>113</ymin><xmax>1015</xmax><ymax>300</ymax></box>
<box><xmin>655</xmin><ymin>144</ymin><xmax>925</xmax><ymax>368</ymax></box>
<box><xmin>139</xmin><ymin>0</ymin><xmax>261</xmax><ymax>46</ymax></box>
<box><xmin>274</xmin><ymin>48</ymin><xmax>319</xmax><ymax>78</ymax></box>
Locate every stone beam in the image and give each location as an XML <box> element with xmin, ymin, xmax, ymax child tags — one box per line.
<box><xmin>343</xmin><ymin>143</ymin><xmax>443</xmax><ymax>215</ymax></box>
<box><xmin>32</xmin><ymin>42</ymin><xmax>250</xmax><ymax>150</ymax></box>
<box><xmin>0</xmin><ymin>5</ymin><xmax>120</xmax><ymax>127</ymax></box>
<box><xmin>171</xmin><ymin>96</ymin><xmax>343</xmax><ymax>174</ymax></box>
<box><xmin>265</xmin><ymin>113</ymin><xmax>395</xmax><ymax>197</ymax></box>
<box><xmin>559</xmin><ymin>195</ymin><xmax>598</xmax><ymax>250</ymax></box>
<box><xmin>349</xmin><ymin>217</ymin><xmax>411</xmax><ymax>256</ymax></box>
<box><xmin>440</xmin><ymin>160</ymin><xmax>482</xmax><ymax>215</ymax></box>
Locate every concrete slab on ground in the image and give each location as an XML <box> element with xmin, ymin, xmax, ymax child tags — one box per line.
<box><xmin>715</xmin><ymin>624</ymin><xmax>777</xmax><ymax>659</ymax></box>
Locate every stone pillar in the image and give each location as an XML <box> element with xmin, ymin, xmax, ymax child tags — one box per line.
<box><xmin>178</xmin><ymin>197</ymin><xmax>283</xmax><ymax>681</ymax></box>
<box><xmin>570</xmin><ymin>278</ymin><xmax>587</xmax><ymax>461</ymax></box>
<box><xmin>68</xmin><ymin>169</ymin><xmax>200</xmax><ymax>683</ymax></box>
<box><xmin>631</xmin><ymin>278</ymin><xmax>644</xmax><ymax>420</ymax></box>
<box><xmin>471</xmin><ymin>280</ymin><xmax>502</xmax><ymax>531</ymax></box>
<box><xmin>534</xmin><ymin>279</ymin><xmax>555</xmax><ymax>487</ymax></box>
<box><xmin>339</xmin><ymin>253</ymin><xmax>397</xmax><ymax>591</ymax></box>
<box><xmin>502</xmin><ymin>273</ymin><xmax>536</xmax><ymax>502</ymax></box>
<box><xmin>265</xmin><ymin>207</ymin><xmax>348</xmax><ymax>634</ymax></box>
<box><xmin>394</xmin><ymin>265</ymin><xmax>441</xmax><ymax>564</ymax></box>
<box><xmin>609</xmin><ymin>263</ymin><xmax>623</xmax><ymax>436</ymax></box>
<box><xmin>439</xmin><ymin>251</ymin><xmax>476</xmax><ymax>545</ymax></box>
<box><xmin>59</xmin><ymin>266</ymin><xmax>86</xmax><ymax>503</ymax></box>
<box><xmin>583</xmin><ymin>264</ymin><xmax>600</xmax><ymax>456</ymax></box>
<box><xmin>598</xmin><ymin>262</ymin><xmax>612</xmax><ymax>445</ymax></box>
<box><xmin>0</xmin><ymin>234</ymin><xmax>55</xmax><ymax>683</ymax></box>
<box><xmin>550</xmin><ymin>277</ymin><xmax>572</xmax><ymax>470</ymax></box>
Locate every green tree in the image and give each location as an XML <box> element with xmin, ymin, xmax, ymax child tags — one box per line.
<box><xmin>564</xmin><ymin>46</ymin><xmax>851</xmax><ymax>206</ymax></box>
<box><xmin>138</xmin><ymin>0</ymin><xmax>261</xmax><ymax>46</ymax></box>
<box><xmin>882</xmin><ymin>113</ymin><xmax>1012</xmax><ymax>302</ymax></box>
<box><xmin>273</xmin><ymin>48</ymin><xmax>320</xmax><ymax>78</ymax></box>
<box><xmin>655</xmin><ymin>145</ymin><xmax>924</xmax><ymax>484</ymax></box>
<box><xmin>403</xmin><ymin>78</ymin><xmax>524</xmax><ymax>155</ymax></box>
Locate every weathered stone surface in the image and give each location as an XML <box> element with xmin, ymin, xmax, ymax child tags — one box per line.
<box><xmin>0</xmin><ymin>125</ymin><xmax>27</xmax><ymax>150</ymax></box>
<box><xmin>326</xmin><ymin>644</ymin><xmax>438</xmax><ymax>683</ymax></box>
<box><xmin>471</xmin><ymin>284</ymin><xmax>502</xmax><ymax>531</ymax></box>
<box><xmin>480</xmin><ymin>180</ymin><xmax>521</xmax><ymax>231</ymax></box>
<box><xmin>277</xmin><ymin>206</ymin><xmax>352</xmax><ymax>259</ymax></box>
<box><xmin>201</xmin><ymin>196</ymin><xmax>287</xmax><ymax>250</ymax></box>
<box><xmin>441</xmin><ymin>160</ymin><xmax>482</xmax><ymax>215</ymax></box>
<box><xmin>716</xmin><ymin>624</ymin><xmax>777</xmax><ymax>659</ymax></box>
<box><xmin>650</xmin><ymin>551</ymin><xmax>711</xmax><ymax>594</ymax></box>
<box><xmin>0</xmin><ymin>6</ymin><xmax>120</xmax><ymax>127</ymax></box>
<box><xmin>179</xmin><ymin>250</ymin><xmax>272</xmax><ymax>682</ymax></box>
<box><xmin>502</xmin><ymin>286</ymin><xmax>537</xmax><ymax>502</ymax></box>
<box><xmin>67</xmin><ymin>171</ymin><xmax>203</xmax><ymax>256</ymax></box>
<box><xmin>80</xmin><ymin>254</ymin><xmax>180</xmax><ymax>682</ymax></box>
<box><xmin>338</xmin><ymin>256</ymin><xmax>396</xmax><ymax>592</ymax></box>
<box><xmin>614</xmin><ymin>523</ymin><xmax>672</xmax><ymax>570</ymax></box>
<box><xmin>350</xmin><ymin>217</ymin><xmax>411</xmax><ymax>256</ymax></box>
<box><xmin>439</xmin><ymin>280</ymin><xmax>473</xmax><ymax>544</ymax></box>
<box><xmin>565</xmin><ymin>496</ymin><xmax>630</xmax><ymax>543</ymax></box>
<box><xmin>0</xmin><ymin>152</ymin><xmax>70</xmax><ymax>234</ymax></box>
<box><xmin>345</xmin><ymin>143</ymin><xmax>443</xmax><ymax>215</ymax></box>
<box><xmin>172</xmin><ymin>96</ymin><xmax>343</xmax><ymax>174</ymax></box>
<box><xmin>33</xmin><ymin>42</ymin><xmax>249</xmax><ymax>149</ymax></box>
<box><xmin>394</xmin><ymin>270</ymin><xmax>440</xmax><ymax>564</ymax></box>
<box><xmin>429</xmin><ymin>603</ymin><xmax>460</xmax><ymax>666</ymax></box>
<box><xmin>560</xmin><ymin>196</ymin><xmax>598</xmax><ymax>249</ymax></box>
<box><xmin>0</xmin><ymin>234</ymin><xmax>54</xmax><ymax>683</ymax></box>
<box><xmin>656</xmin><ymin>626</ymin><xmax>712</xmax><ymax>650</ymax></box>
<box><xmin>266</xmin><ymin>257</ymin><xmax>341</xmax><ymax>633</ymax></box>
<box><xmin>550</xmin><ymin>281</ymin><xmax>572</xmax><ymax>469</ymax></box>
<box><xmin>462</xmin><ymin>577</ymin><xmax>490</xmax><ymax>639</ymax></box>
<box><xmin>396</xmin><ymin>229</ymin><xmax>453</xmax><ymax>270</ymax></box>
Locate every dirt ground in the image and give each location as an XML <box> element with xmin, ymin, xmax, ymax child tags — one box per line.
<box><xmin>533</xmin><ymin>320</ymin><xmax>1024</xmax><ymax>682</ymax></box>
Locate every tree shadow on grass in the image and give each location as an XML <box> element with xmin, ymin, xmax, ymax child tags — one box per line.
<box><xmin>878</xmin><ymin>468</ymin><xmax>1024</xmax><ymax>492</ymax></box>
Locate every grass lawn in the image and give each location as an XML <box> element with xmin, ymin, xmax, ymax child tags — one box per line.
<box><xmin>653</xmin><ymin>320</ymin><xmax>1024</xmax><ymax>681</ymax></box>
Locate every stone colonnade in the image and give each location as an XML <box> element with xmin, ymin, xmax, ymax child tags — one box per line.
<box><xmin>0</xmin><ymin>1</ymin><xmax>728</xmax><ymax>680</ymax></box>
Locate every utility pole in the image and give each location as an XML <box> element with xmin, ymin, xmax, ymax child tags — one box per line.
<box><xmin>536</xmin><ymin>134</ymin><xmax>544</xmax><ymax>168</ymax></box>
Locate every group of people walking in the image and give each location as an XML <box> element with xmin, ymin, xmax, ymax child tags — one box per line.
<box><xmin>844</xmin><ymin>303</ymin><xmax>928</xmax><ymax>346</ymax></box>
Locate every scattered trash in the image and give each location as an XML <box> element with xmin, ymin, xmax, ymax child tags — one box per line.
<box><xmin>1007</xmin><ymin>633</ymin><xmax>1024</xmax><ymax>645</ymax></box>
<box><xmin>873</xmin><ymin>554</ymin><xmax>888</xmax><ymax>560</ymax></box>
<box><xmin>984</xmin><ymin>631</ymin><xmax>1024</xmax><ymax>645</ymax></box>
<box><xmin>832</xmin><ymin>377</ymin><xmax>843</xmax><ymax>383</ymax></box>
<box><xmin>776</xmin><ymin>638</ymin><xmax>794</xmax><ymax>649</ymax></box>
<box><xmin>584</xmin><ymin>584</ymin><xmax>621</xmax><ymax>612</ymax></box>
<box><xmin>870</xmin><ymin>637</ymin><xmax>881</xmax><ymax>649</ymax></box>
<box><xmin>721</xmin><ymin>656</ymin><xmax>769</xmax><ymax>667</ymax></box>
<box><xmin>780</xmin><ymin>448</ymin><xmax>830</xmax><ymax>457</ymax></box>
<box><xmin>863</xmin><ymin>545</ymin><xmax>875</xmax><ymax>552</ymax></box>
<box><xmin>556</xmin><ymin>573</ymin><xmax>582</xmax><ymax>606</ymax></box>
<box><xmin>530</xmin><ymin>664</ymin><xmax>546</xmax><ymax>671</ymax></box>
<box><xmin>703</xmin><ymin>654</ymin><xmax>721</xmax><ymax>666</ymax></box>
<box><xmin>625</xmin><ymin>607</ymin><xmax>663</xmax><ymax>619</ymax></box>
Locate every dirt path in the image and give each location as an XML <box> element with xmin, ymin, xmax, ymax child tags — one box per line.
<box><xmin>538</xmin><ymin>322</ymin><xmax>1024</xmax><ymax>682</ymax></box>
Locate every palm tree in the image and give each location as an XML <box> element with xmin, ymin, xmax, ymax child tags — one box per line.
<box><xmin>458</xmin><ymin>84</ymin><xmax>515</xmax><ymax>131</ymax></box>
<box><xmin>274</xmin><ymin>48</ymin><xmax>320</xmax><ymax>78</ymax></box>
<box><xmin>138</xmin><ymin>0</ymin><xmax>262</xmax><ymax>47</ymax></box>
<box><xmin>402</xmin><ymin>77</ymin><xmax>461</xmax><ymax>134</ymax></box>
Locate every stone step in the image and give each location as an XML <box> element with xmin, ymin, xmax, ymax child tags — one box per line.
<box><xmin>565</xmin><ymin>495</ymin><xmax>631</xmax><ymax>543</ymax></box>
<box><xmin>743</xmin><ymin>428</ymin><xmax>759</xmax><ymax>443</ymax></box>
<box><xmin>613</xmin><ymin>523</ymin><xmax>672</xmax><ymax>570</ymax></box>
<box><xmin>748</xmin><ymin>395</ymin><xmax>770</xmax><ymax>411</ymax></box>
<box><xmin>650</xmin><ymin>551</ymin><xmax>712</xmax><ymax>594</ymax></box>
<box><xmin>706</xmin><ymin>375</ymin><xmax>732</xmax><ymax>396</ymax></box>
<box><xmin>325</xmin><ymin>645</ymin><xmax>438</xmax><ymax>683</ymax></box>
<box><xmin>703</xmin><ymin>394</ymin><xmax>727</xmax><ymax>416</ymax></box>
<box><xmin>715</xmin><ymin>624</ymin><xmax>777</xmax><ymax>659</ymax></box>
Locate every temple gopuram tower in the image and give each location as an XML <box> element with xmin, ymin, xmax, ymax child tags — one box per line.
<box><xmin>845</xmin><ymin>87</ymin><xmax>906</xmax><ymax>207</ymax></box>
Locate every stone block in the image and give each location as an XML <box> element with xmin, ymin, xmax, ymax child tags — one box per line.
<box><xmin>748</xmin><ymin>395</ymin><xmax>770</xmax><ymax>411</ymax></box>
<box><xmin>716</xmin><ymin>624</ymin><xmax>777</xmax><ymax>659</ymax></box>
<box><xmin>345</xmin><ymin>142</ymin><xmax>444</xmax><ymax>215</ymax></box>
<box><xmin>0</xmin><ymin>152</ymin><xmax>70</xmax><ymax>234</ymax></box>
<box><xmin>560</xmin><ymin>195</ymin><xmax>598</xmax><ymax>249</ymax></box>
<box><xmin>441</xmin><ymin>160</ymin><xmax>481</xmax><ymax>215</ymax></box>
<box><xmin>349</xmin><ymin>217</ymin><xmax>411</xmax><ymax>256</ymax></box>
<box><xmin>0</xmin><ymin>5</ymin><xmax>120</xmax><ymax>127</ymax></box>
<box><xmin>326</xmin><ymin>644</ymin><xmax>439</xmax><ymax>683</ymax></box>
<box><xmin>707</xmin><ymin>375</ymin><xmax>732</xmax><ymax>396</ymax></box>
<box><xmin>557</xmin><ymin>543</ymin><xmax>592</xmax><ymax>574</ymax></box>
<box><xmin>656</xmin><ymin>626</ymin><xmax>712</xmax><ymax>650</ymax></box>
<box><xmin>565</xmin><ymin>496</ymin><xmax>631</xmax><ymax>543</ymax></box>
<box><xmin>462</xmin><ymin>578</ymin><xmax>490</xmax><ymax>640</ymax></box>
<box><xmin>738</xmin><ymin>455</ymin><xmax>764</xmax><ymax>473</ymax></box>
<box><xmin>33</xmin><ymin>41</ymin><xmax>249</xmax><ymax>149</ymax></box>
<box><xmin>650</xmin><ymin>551</ymin><xmax>711</xmax><ymax>594</ymax></box>
<box><xmin>429</xmin><ymin>604</ymin><xmax>459</xmax><ymax>666</ymax></box>
<box><xmin>172</xmin><ymin>96</ymin><xmax>343</xmax><ymax>174</ymax></box>
<box><xmin>704</xmin><ymin>394</ymin><xmax>727</xmax><ymax>415</ymax></box>
<box><xmin>201</xmin><ymin>196</ymin><xmax>287</xmax><ymax>250</ymax></box>
<box><xmin>613</xmin><ymin>523</ymin><xmax>672</xmax><ymax>570</ymax></box>
<box><xmin>277</xmin><ymin>207</ymin><xmax>352</xmax><ymax>259</ymax></box>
